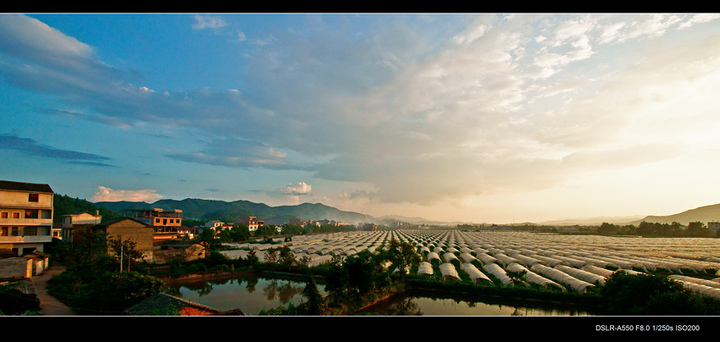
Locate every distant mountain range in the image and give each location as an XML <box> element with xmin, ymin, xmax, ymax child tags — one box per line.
<box><xmin>536</xmin><ymin>203</ymin><xmax>720</xmax><ymax>226</ymax></box>
<box><xmin>94</xmin><ymin>198</ymin><xmax>391</xmax><ymax>226</ymax></box>
<box><xmin>629</xmin><ymin>203</ymin><xmax>720</xmax><ymax>226</ymax></box>
<box><xmin>93</xmin><ymin>197</ymin><xmax>720</xmax><ymax>227</ymax></box>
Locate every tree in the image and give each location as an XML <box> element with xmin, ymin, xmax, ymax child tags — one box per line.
<box><xmin>378</xmin><ymin>239</ymin><xmax>421</xmax><ymax>279</ymax></box>
<box><xmin>108</xmin><ymin>237</ymin><xmax>143</xmax><ymax>272</ymax></box>
<box><xmin>686</xmin><ymin>221</ymin><xmax>712</xmax><ymax>237</ymax></box>
<box><xmin>255</xmin><ymin>224</ymin><xmax>275</xmax><ymax>238</ymax></box>
<box><xmin>302</xmin><ymin>275</ymin><xmax>325</xmax><ymax>315</ymax></box>
<box><xmin>324</xmin><ymin>250</ymin><xmax>378</xmax><ymax>300</ymax></box>
<box><xmin>598</xmin><ymin>222</ymin><xmax>619</xmax><ymax>235</ymax></box>
<box><xmin>600</xmin><ymin>272</ymin><xmax>720</xmax><ymax>315</ymax></box>
<box><xmin>47</xmin><ymin>229</ymin><xmax>165</xmax><ymax>313</ymax></box>
<box><xmin>0</xmin><ymin>283</ymin><xmax>40</xmax><ymax>315</ymax></box>
<box><xmin>506</xmin><ymin>269</ymin><xmax>528</xmax><ymax>287</ymax></box>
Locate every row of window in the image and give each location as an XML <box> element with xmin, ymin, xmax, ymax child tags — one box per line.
<box><xmin>1</xmin><ymin>226</ymin><xmax>47</xmax><ymax>236</ymax></box>
<box><xmin>154</xmin><ymin>218</ymin><xmax>181</xmax><ymax>224</ymax></box>
<box><xmin>0</xmin><ymin>210</ymin><xmax>52</xmax><ymax>219</ymax></box>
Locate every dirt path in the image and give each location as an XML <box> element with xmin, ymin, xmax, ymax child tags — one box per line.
<box><xmin>32</xmin><ymin>265</ymin><xmax>77</xmax><ymax>315</ymax></box>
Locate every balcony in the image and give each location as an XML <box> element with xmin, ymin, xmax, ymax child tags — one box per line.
<box><xmin>0</xmin><ymin>234</ymin><xmax>52</xmax><ymax>244</ymax></box>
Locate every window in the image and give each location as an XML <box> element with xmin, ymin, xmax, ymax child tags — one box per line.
<box><xmin>1</xmin><ymin>227</ymin><xmax>7</xmax><ymax>236</ymax></box>
<box><xmin>11</xmin><ymin>227</ymin><xmax>18</xmax><ymax>236</ymax></box>
<box><xmin>1</xmin><ymin>212</ymin><xmax>7</xmax><ymax>218</ymax></box>
<box><xmin>28</xmin><ymin>193</ymin><xmax>39</xmax><ymax>202</ymax></box>
<box><xmin>25</xmin><ymin>210</ymin><xmax>39</xmax><ymax>219</ymax></box>
<box><xmin>13</xmin><ymin>212</ymin><xmax>19</xmax><ymax>219</ymax></box>
<box><xmin>24</xmin><ymin>226</ymin><xmax>37</xmax><ymax>236</ymax></box>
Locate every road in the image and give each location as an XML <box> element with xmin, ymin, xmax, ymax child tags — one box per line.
<box><xmin>32</xmin><ymin>265</ymin><xmax>77</xmax><ymax>315</ymax></box>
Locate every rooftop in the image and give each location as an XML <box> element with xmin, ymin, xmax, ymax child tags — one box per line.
<box><xmin>0</xmin><ymin>180</ymin><xmax>53</xmax><ymax>194</ymax></box>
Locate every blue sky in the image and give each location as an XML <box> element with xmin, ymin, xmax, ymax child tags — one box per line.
<box><xmin>2</xmin><ymin>13</ymin><xmax>720</xmax><ymax>224</ymax></box>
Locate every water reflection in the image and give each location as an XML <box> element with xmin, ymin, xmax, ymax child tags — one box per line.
<box><xmin>167</xmin><ymin>276</ymin><xmax>593</xmax><ymax>316</ymax></box>
<box><xmin>357</xmin><ymin>290</ymin><xmax>594</xmax><ymax>316</ymax></box>
<box><xmin>166</xmin><ymin>274</ymin><xmax>324</xmax><ymax>315</ymax></box>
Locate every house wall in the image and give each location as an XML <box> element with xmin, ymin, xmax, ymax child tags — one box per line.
<box><xmin>62</xmin><ymin>213</ymin><xmax>101</xmax><ymax>227</ymax></box>
<box><xmin>0</xmin><ymin>257</ymin><xmax>32</xmax><ymax>280</ymax></box>
<box><xmin>105</xmin><ymin>220</ymin><xmax>155</xmax><ymax>259</ymax></box>
<box><xmin>0</xmin><ymin>187</ymin><xmax>54</xmax><ymax>253</ymax></box>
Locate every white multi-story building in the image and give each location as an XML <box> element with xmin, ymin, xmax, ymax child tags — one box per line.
<box><xmin>0</xmin><ymin>180</ymin><xmax>54</xmax><ymax>256</ymax></box>
<box><xmin>237</xmin><ymin>216</ymin><xmax>264</xmax><ymax>232</ymax></box>
<box><xmin>60</xmin><ymin>211</ymin><xmax>102</xmax><ymax>241</ymax></box>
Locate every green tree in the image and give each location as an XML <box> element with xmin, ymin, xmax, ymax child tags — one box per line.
<box><xmin>0</xmin><ymin>283</ymin><xmax>41</xmax><ymax>315</ymax></box>
<box><xmin>598</xmin><ymin>222</ymin><xmax>619</xmax><ymax>235</ymax></box>
<box><xmin>302</xmin><ymin>275</ymin><xmax>325</xmax><ymax>315</ymax></box>
<box><xmin>377</xmin><ymin>239</ymin><xmax>421</xmax><ymax>279</ymax></box>
<box><xmin>686</xmin><ymin>221</ymin><xmax>712</xmax><ymax>237</ymax></box>
<box><xmin>600</xmin><ymin>272</ymin><xmax>720</xmax><ymax>315</ymax></box>
<box><xmin>108</xmin><ymin>237</ymin><xmax>144</xmax><ymax>272</ymax></box>
<box><xmin>255</xmin><ymin>224</ymin><xmax>276</xmax><ymax>238</ymax></box>
<box><xmin>47</xmin><ymin>228</ymin><xmax>165</xmax><ymax>313</ymax></box>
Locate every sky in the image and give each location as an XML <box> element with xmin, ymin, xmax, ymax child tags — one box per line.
<box><xmin>2</xmin><ymin>13</ymin><xmax>720</xmax><ymax>224</ymax></box>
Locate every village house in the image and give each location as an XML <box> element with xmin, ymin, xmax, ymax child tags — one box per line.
<box><xmin>73</xmin><ymin>217</ymin><xmax>155</xmax><ymax>262</ymax></box>
<box><xmin>0</xmin><ymin>180</ymin><xmax>54</xmax><ymax>256</ymax></box>
<box><xmin>129</xmin><ymin>208</ymin><xmax>183</xmax><ymax>229</ymax></box>
<box><xmin>60</xmin><ymin>211</ymin><xmax>102</xmax><ymax>242</ymax></box>
<box><xmin>237</xmin><ymin>216</ymin><xmax>264</xmax><ymax>232</ymax></box>
<box><xmin>198</xmin><ymin>220</ymin><xmax>232</xmax><ymax>234</ymax></box>
<box><xmin>126</xmin><ymin>208</ymin><xmax>195</xmax><ymax>242</ymax></box>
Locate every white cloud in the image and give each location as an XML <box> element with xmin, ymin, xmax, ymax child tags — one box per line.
<box><xmin>0</xmin><ymin>14</ymin><xmax>93</xmax><ymax>59</ymax></box>
<box><xmin>92</xmin><ymin>186</ymin><xmax>163</xmax><ymax>203</ymax></box>
<box><xmin>280</xmin><ymin>182</ymin><xmax>312</xmax><ymax>195</ymax></box>
<box><xmin>192</xmin><ymin>15</ymin><xmax>227</xmax><ymax>30</ymax></box>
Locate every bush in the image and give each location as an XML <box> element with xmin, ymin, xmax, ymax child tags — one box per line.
<box><xmin>600</xmin><ymin>272</ymin><xmax>720</xmax><ymax>315</ymax></box>
<box><xmin>0</xmin><ymin>285</ymin><xmax>40</xmax><ymax>315</ymax></box>
<box><xmin>48</xmin><ymin>270</ymin><xmax>165</xmax><ymax>313</ymax></box>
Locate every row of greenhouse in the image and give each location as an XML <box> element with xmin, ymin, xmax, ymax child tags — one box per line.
<box><xmin>220</xmin><ymin>229</ymin><xmax>720</xmax><ymax>297</ymax></box>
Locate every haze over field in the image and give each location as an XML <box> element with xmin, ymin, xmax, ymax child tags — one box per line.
<box><xmin>2</xmin><ymin>13</ymin><xmax>720</xmax><ymax>224</ymax></box>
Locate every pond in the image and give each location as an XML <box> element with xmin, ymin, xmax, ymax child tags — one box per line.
<box><xmin>356</xmin><ymin>289</ymin><xmax>595</xmax><ymax>316</ymax></box>
<box><xmin>166</xmin><ymin>274</ymin><xmax>326</xmax><ymax>315</ymax></box>
<box><xmin>167</xmin><ymin>275</ymin><xmax>594</xmax><ymax>316</ymax></box>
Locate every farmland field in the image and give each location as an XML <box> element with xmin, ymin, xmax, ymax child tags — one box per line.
<box><xmin>223</xmin><ymin>229</ymin><xmax>720</xmax><ymax>298</ymax></box>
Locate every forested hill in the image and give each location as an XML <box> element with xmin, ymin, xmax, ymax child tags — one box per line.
<box><xmin>53</xmin><ymin>194</ymin><xmax>124</xmax><ymax>223</ymax></box>
<box><xmin>632</xmin><ymin>203</ymin><xmax>720</xmax><ymax>226</ymax></box>
<box><xmin>93</xmin><ymin>198</ymin><xmax>376</xmax><ymax>226</ymax></box>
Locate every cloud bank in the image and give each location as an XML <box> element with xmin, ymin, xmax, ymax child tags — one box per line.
<box><xmin>92</xmin><ymin>186</ymin><xmax>164</xmax><ymax>203</ymax></box>
<box><xmin>2</xmin><ymin>13</ymin><xmax>720</xmax><ymax>216</ymax></box>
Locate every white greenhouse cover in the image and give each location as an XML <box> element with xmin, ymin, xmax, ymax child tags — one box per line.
<box><xmin>418</xmin><ymin>261</ymin><xmax>434</xmax><ymax>275</ymax></box>
<box><xmin>443</xmin><ymin>252</ymin><xmax>460</xmax><ymax>263</ymax></box>
<box><xmin>582</xmin><ymin>265</ymin><xmax>615</xmax><ymax>278</ymax></box>
<box><xmin>493</xmin><ymin>253</ymin><xmax>521</xmax><ymax>267</ymax></box>
<box><xmin>530</xmin><ymin>264</ymin><xmax>595</xmax><ymax>293</ymax></box>
<box><xmin>506</xmin><ymin>263</ymin><xmax>565</xmax><ymax>291</ymax></box>
<box><xmin>475</xmin><ymin>253</ymin><xmax>499</xmax><ymax>265</ymax></box>
<box><xmin>439</xmin><ymin>263</ymin><xmax>461</xmax><ymax>280</ymax></box>
<box><xmin>555</xmin><ymin>265</ymin><xmax>607</xmax><ymax>285</ymax></box>
<box><xmin>483</xmin><ymin>262</ymin><xmax>513</xmax><ymax>285</ymax></box>
<box><xmin>670</xmin><ymin>275</ymin><xmax>720</xmax><ymax>290</ymax></box>
<box><xmin>427</xmin><ymin>252</ymin><xmax>441</xmax><ymax>261</ymax></box>
<box><xmin>459</xmin><ymin>252</ymin><xmax>478</xmax><ymax>263</ymax></box>
<box><xmin>461</xmin><ymin>263</ymin><xmax>492</xmax><ymax>283</ymax></box>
